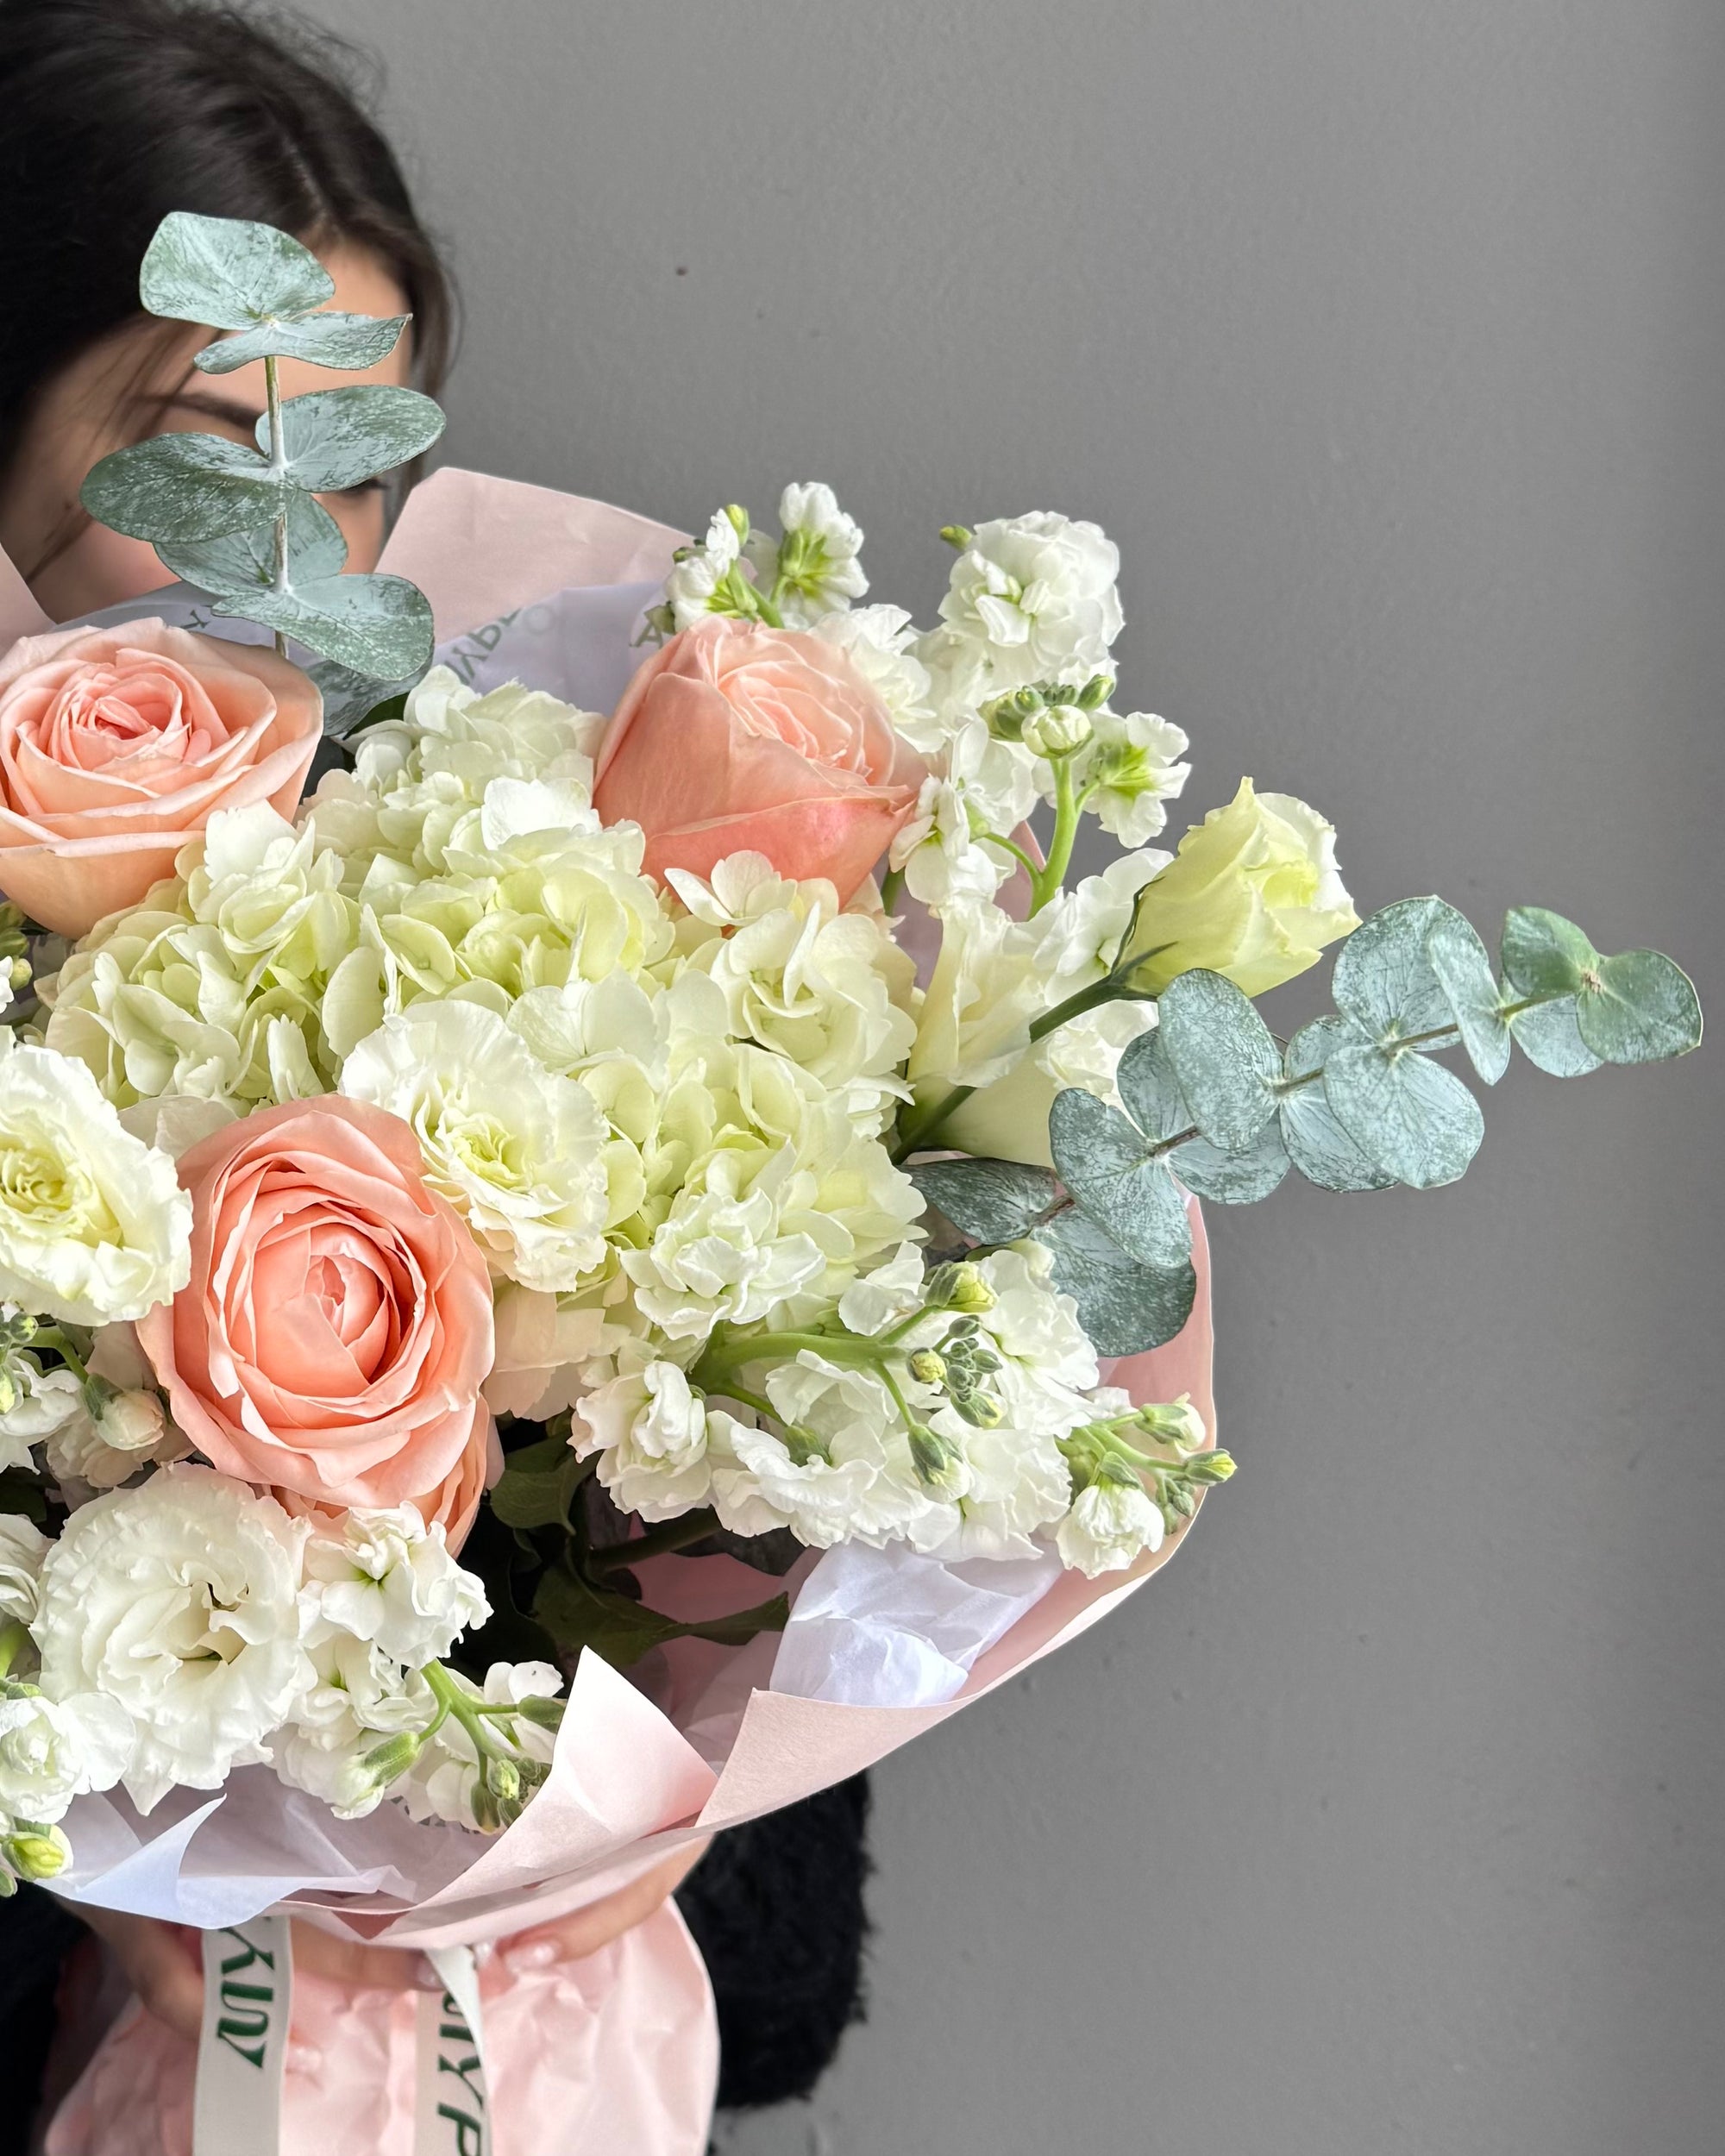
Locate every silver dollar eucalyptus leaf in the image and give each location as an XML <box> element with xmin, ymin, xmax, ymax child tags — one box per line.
<box><xmin>156</xmin><ymin>493</ymin><xmax>348</xmax><ymax>597</ymax></box>
<box><xmin>224</xmin><ymin>572</ymin><xmax>435</xmax><ymax>680</ymax></box>
<box><xmin>1426</xmin><ymin>912</ymin><xmax>1512</xmax><ymax>1084</ymax></box>
<box><xmin>1573</xmin><ymin>950</ymin><xmax>1703</xmax><ymax>1065</ymax></box>
<box><xmin>910</xmin><ymin>1159</ymin><xmax>1061</xmax><ymax>1245</ymax></box>
<box><xmin>197</xmin><ymin>312</ymin><xmax>410</xmax><ymax>377</ymax></box>
<box><xmin>1157</xmin><ymin>968</ymin><xmax>1281</xmax><ymax>1150</ymax></box>
<box><xmin>1322</xmin><ymin>1043</ymin><xmax>1484</xmax><ymax>1189</ymax></box>
<box><xmin>255</xmin><ymin>385</ymin><xmax>445</xmax><ymax>493</ymax></box>
<box><xmin>1505</xmin><ymin>995</ymin><xmax>1602</xmax><ymax>1077</ymax></box>
<box><xmin>1049</xmin><ymin>1089</ymin><xmax>1193</xmax><ymax>1271</ymax></box>
<box><xmin>1115</xmin><ymin>1025</ymin><xmax>1190</xmax><ymax>1142</ymax></box>
<box><xmin>80</xmin><ymin>434</ymin><xmax>292</xmax><ymax>542</ymax></box>
<box><xmin>1277</xmin><ymin>1017</ymin><xmax>1396</xmax><ymax>1191</ymax></box>
<box><xmin>1331</xmin><ymin>895</ymin><xmax>1465</xmax><ymax>1044</ymax></box>
<box><xmin>141</xmin><ymin>210</ymin><xmax>334</xmax><ymax>329</ymax></box>
<box><xmin>1172</xmin><ymin>1118</ymin><xmax>1290</xmax><ymax>1205</ymax></box>
<box><xmin>1499</xmin><ymin>906</ymin><xmax>1597</xmax><ymax>999</ymax></box>
<box><xmin>1037</xmin><ymin>1209</ymin><xmax>1197</xmax><ymax>1357</ymax></box>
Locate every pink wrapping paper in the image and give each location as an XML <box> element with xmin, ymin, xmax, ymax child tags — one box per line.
<box><xmin>10</xmin><ymin>478</ymin><xmax>1219</xmax><ymax>2152</ymax></box>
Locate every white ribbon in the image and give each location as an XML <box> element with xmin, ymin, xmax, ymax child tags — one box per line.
<box><xmin>191</xmin><ymin>1925</ymin><xmax>492</xmax><ymax>2156</ymax></box>
<box><xmin>192</xmin><ymin>1915</ymin><xmax>293</xmax><ymax>2156</ymax></box>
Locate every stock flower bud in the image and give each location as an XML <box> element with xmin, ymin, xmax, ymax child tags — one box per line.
<box><xmin>907</xmin><ymin>1349</ymin><xmax>947</xmax><ymax>1386</ymax></box>
<box><xmin>1023</xmin><ymin>704</ymin><xmax>1093</xmax><ymax>759</ymax></box>
<box><xmin>3</xmin><ymin>1825</ymin><xmax>69</xmax><ymax>1881</ymax></box>
<box><xmin>926</xmin><ymin>1262</ymin><xmax>995</xmax><ymax>1315</ymax></box>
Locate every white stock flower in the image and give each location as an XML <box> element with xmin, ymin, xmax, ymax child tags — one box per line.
<box><xmin>0</xmin><ymin>1036</ymin><xmax>191</xmax><ymax>1326</ymax></box>
<box><xmin>662</xmin><ymin>511</ymin><xmax>747</xmax><ymax>630</ymax></box>
<box><xmin>0</xmin><ymin>1689</ymin><xmax>134</xmax><ymax>1825</ymax></box>
<box><xmin>0</xmin><ymin>1515</ymin><xmax>49</xmax><ymax>1626</ymax></box>
<box><xmin>888</xmin><ymin>775</ymin><xmax>1007</xmax><ymax>908</ymax></box>
<box><xmin>1056</xmin><ymin>1474</ymin><xmax>1165</xmax><ymax>1577</ymax></box>
<box><xmin>40</xmin><ymin>1329</ymin><xmax>187</xmax><ymax>1495</ymax></box>
<box><xmin>0</xmin><ymin>1341</ymin><xmax>82</xmax><ymax>1474</ymax></box>
<box><xmin>302</xmin><ymin>1506</ymin><xmax>489</xmax><ymax>1667</ymax></box>
<box><xmin>1082</xmin><ymin>710</ymin><xmax>1191</xmax><ymax>846</ymax></box>
<box><xmin>399</xmin><ymin>1661</ymin><xmax>562</xmax><ymax>1833</ymax></box>
<box><xmin>485</xmin><ymin>1280</ymin><xmax>643</xmax><ymax>1421</ymax></box>
<box><xmin>272</xmin><ymin>1637</ymin><xmax>436</xmax><ymax>1819</ymax></box>
<box><xmin>836</xmin><ymin>1243</ymin><xmax>927</xmax><ymax>1338</ymax></box>
<box><xmin>812</xmin><ymin>605</ymin><xmax>934</xmax><ymax>736</ymax></box>
<box><xmin>573</xmin><ymin>1359</ymin><xmax>714</xmax><ymax>1520</ymax></box>
<box><xmin>33</xmin><ymin>1465</ymin><xmax>313</xmax><ymax>1812</ymax></box>
<box><xmin>341</xmin><ymin>1000</ymin><xmax>610</xmax><ymax>1291</ymax></box>
<box><xmin>1032</xmin><ymin>850</ymin><xmax>1169</xmax><ymax>996</ymax></box>
<box><xmin>752</xmin><ymin>483</ymin><xmax>869</xmax><ymax>624</ymax></box>
<box><xmin>923</xmin><ymin>512</ymin><xmax>1124</xmax><ymax>699</ymax></box>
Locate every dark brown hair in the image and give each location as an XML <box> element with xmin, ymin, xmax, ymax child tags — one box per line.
<box><xmin>0</xmin><ymin>0</ymin><xmax>455</xmax><ymax>566</ymax></box>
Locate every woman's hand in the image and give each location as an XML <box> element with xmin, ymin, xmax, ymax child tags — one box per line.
<box><xmin>78</xmin><ymin>1839</ymin><xmax>712</xmax><ymax>2042</ymax></box>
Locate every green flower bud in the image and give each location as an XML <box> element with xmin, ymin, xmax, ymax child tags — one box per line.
<box><xmin>926</xmin><ymin>1262</ymin><xmax>995</xmax><ymax>1315</ymax></box>
<box><xmin>939</xmin><ymin>524</ymin><xmax>974</xmax><ymax>551</ymax></box>
<box><xmin>360</xmin><ymin>1731</ymin><xmax>423</xmax><ymax>1786</ymax></box>
<box><xmin>4</xmin><ymin>1827</ymin><xmax>69</xmax><ymax>1882</ymax></box>
<box><xmin>470</xmin><ymin>1776</ymin><xmax>501</xmax><ymax>1833</ymax></box>
<box><xmin>907</xmin><ymin>1349</ymin><xmax>947</xmax><ymax>1386</ymax></box>
<box><xmin>517</xmin><ymin>1693</ymin><xmax>567</xmax><ymax>1731</ymax></box>
<box><xmin>1023</xmin><ymin>705</ymin><xmax>1094</xmax><ymax>759</ymax></box>
<box><xmin>1187</xmin><ymin>1449</ymin><xmax>1237</xmax><ymax>1485</ymax></box>
<box><xmin>1076</xmin><ymin>673</ymin><xmax>1115</xmax><ymax>711</ymax></box>
<box><xmin>723</xmin><ymin>504</ymin><xmax>752</xmax><ymax>545</ymax></box>
<box><xmin>484</xmin><ymin>1754</ymin><xmax>522</xmax><ymax>1806</ymax></box>
<box><xmin>1136</xmin><ymin>1396</ymin><xmax>1208</xmax><ymax>1451</ymax></box>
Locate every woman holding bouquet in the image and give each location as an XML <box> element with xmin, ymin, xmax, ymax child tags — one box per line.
<box><xmin>0</xmin><ymin>1</ymin><xmax>868</xmax><ymax>2141</ymax></box>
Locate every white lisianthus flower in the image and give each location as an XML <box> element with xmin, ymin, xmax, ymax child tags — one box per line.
<box><xmin>1081</xmin><ymin>710</ymin><xmax>1191</xmax><ymax>846</ymax></box>
<box><xmin>0</xmin><ymin>1515</ymin><xmax>50</xmax><ymax>1626</ymax></box>
<box><xmin>907</xmin><ymin>898</ymin><xmax>1046</xmax><ymax>1091</ymax></box>
<box><xmin>812</xmin><ymin>605</ymin><xmax>934</xmax><ymax>737</ymax></box>
<box><xmin>662</xmin><ymin>511</ymin><xmax>748</xmax><ymax>631</ymax></box>
<box><xmin>750</xmin><ymin>482</ymin><xmax>869</xmax><ymax>625</ymax></box>
<box><xmin>921</xmin><ymin>512</ymin><xmax>1124</xmax><ymax>699</ymax></box>
<box><xmin>573</xmin><ymin>1359</ymin><xmax>714</xmax><ymax>1520</ymax></box>
<box><xmin>302</xmin><ymin>1506</ymin><xmax>489</xmax><ymax>1668</ymax></box>
<box><xmin>32</xmin><ymin>1465</ymin><xmax>314</xmax><ymax>1812</ymax></box>
<box><xmin>1056</xmin><ymin>1473</ymin><xmax>1165</xmax><ymax>1577</ymax></box>
<box><xmin>0</xmin><ymin>1036</ymin><xmax>191</xmax><ymax>1326</ymax></box>
<box><xmin>0</xmin><ymin>1688</ymin><xmax>135</xmax><ymax>1825</ymax></box>
<box><xmin>341</xmin><ymin>1000</ymin><xmax>610</xmax><ymax>1292</ymax></box>
<box><xmin>940</xmin><ymin>1001</ymin><xmax>1160</xmax><ymax>1171</ymax></box>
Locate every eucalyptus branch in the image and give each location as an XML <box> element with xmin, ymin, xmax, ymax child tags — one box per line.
<box><xmin>262</xmin><ymin>350</ymin><xmax>289</xmax><ymax>659</ymax></box>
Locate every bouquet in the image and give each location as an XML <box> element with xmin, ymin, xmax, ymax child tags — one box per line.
<box><xmin>0</xmin><ymin>216</ymin><xmax>1699</xmax><ymax>2155</ymax></box>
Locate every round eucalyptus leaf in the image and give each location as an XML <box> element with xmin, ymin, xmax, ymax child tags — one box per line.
<box><xmin>256</xmin><ymin>385</ymin><xmax>446</xmax><ymax>493</ymax></box>
<box><xmin>196</xmin><ymin>310</ymin><xmax>411</xmax><ymax>377</ymax></box>
<box><xmin>910</xmin><ymin>1158</ymin><xmax>1061</xmax><ymax>1245</ymax></box>
<box><xmin>155</xmin><ymin>492</ymin><xmax>347</xmax><ymax>597</ymax></box>
<box><xmin>1574</xmin><ymin>950</ymin><xmax>1703</xmax><ymax>1065</ymax></box>
<box><xmin>224</xmin><ymin>572</ymin><xmax>435</xmax><ymax>680</ymax></box>
<box><xmin>1157</xmin><ymin>968</ymin><xmax>1280</xmax><ymax>1150</ymax></box>
<box><xmin>1331</xmin><ymin>895</ymin><xmax>1465</xmax><ymax>1043</ymax></box>
<box><xmin>80</xmin><ymin>434</ymin><xmax>291</xmax><ymax>542</ymax></box>
<box><xmin>1115</xmin><ymin>1025</ymin><xmax>1190</xmax><ymax>1142</ymax></box>
<box><xmin>1500</xmin><ymin>906</ymin><xmax>1598</xmax><ymax>998</ymax></box>
<box><xmin>1049</xmin><ymin>1089</ymin><xmax>1193</xmax><ymax>1271</ymax></box>
<box><xmin>1277</xmin><ymin>1017</ymin><xmax>1396</xmax><ymax>1192</ymax></box>
<box><xmin>1323</xmin><ymin>1043</ymin><xmax>1484</xmax><ymax>1190</ymax></box>
<box><xmin>141</xmin><ymin>211</ymin><xmax>334</xmax><ymax>330</ymax></box>
<box><xmin>1426</xmin><ymin>914</ymin><xmax>1511</xmax><ymax>1084</ymax></box>
<box><xmin>1172</xmin><ymin>1116</ymin><xmax>1290</xmax><ymax>1204</ymax></box>
<box><xmin>1505</xmin><ymin>995</ymin><xmax>1602</xmax><ymax>1077</ymax></box>
<box><xmin>1037</xmin><ymin>1209</ymin><xmax>1197</xmax><ymax>1357</ymax></box>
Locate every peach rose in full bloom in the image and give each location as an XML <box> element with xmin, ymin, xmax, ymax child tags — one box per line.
<box><xmin>137</xmin><ymin>1095</ymin><xmax>496</xmax><ymax>1539</ymax></box>
<box><xmin>0</xmin><ymin>618</ymin><xmax>322</xmax><ymax>936</ymax></box>
<box><xmin>593</xmin><ymin>616</ymin><xmax>925</xmax><ymax>901</ymax></box>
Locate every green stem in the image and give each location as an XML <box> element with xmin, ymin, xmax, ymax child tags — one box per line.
<box><xmin>1028</xmin><ymin>765</ymin><xmax>1093</xmax><ymax>913</ymax></box>
<box><xmin>0</xmin><ymin>1622</ymin><xmax>29</xmax><ymax>1680</ymax></box>
<box><xmin>879</xmin><ymin>865</ymin><xmax>906</xmax><ymax>912</ymax></box>
<box><xmin>983</xmin><ymin>833</ymin><xmax>1042</xmax><ymax>881</ymax></box>
<box><xmin>421</xmin><ymin>1663</ymin><xmax>510</xmax><ymax>1760</ymax></box>
<box><xmin>586</xmin><ymin>1507</ymin><xmax>724</xmax><ymax>1576</ymax></box>
<box><xmin>693</xmin><ymin>1327</ymin><xmax>888</xmax><ymax>1387</ymax></box>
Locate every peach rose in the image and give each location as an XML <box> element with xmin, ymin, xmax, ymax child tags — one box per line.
<box><xmin>593</xmin><ymin>616</ymin><xmax>925</xmax><ymax>900</ymax></box>
<box><xmin>137</xmin><ymin>1095</ymin><xmax>495</xmax><ymax>1527</ymax></box>
<box><xmin>275</xmin><ymin>1413</ymin><xmax>502</xmax><ymax>1552</ymax></box>
<box><xmin>0</xmin><ymin>618</ymin><xmax>322</xmax><ymax>936</ymax></box>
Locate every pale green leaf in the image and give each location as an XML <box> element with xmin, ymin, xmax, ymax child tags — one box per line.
<box><xmin>222</xmin><ymin>572</ymin><xmax>434</xmax><ymax>679</ymax></box>
<box><xmin>1277</xmin><ymin>1017</ymin><xmax>1396</xmax><ymax>1192</ymax></box>
<box><xmin>141</xmin><ymin>211</ymin><xmax>333</xmax><ymax>330</ymax></box>
<box><xmin>911</xmin><ymin>1158</ymin><xmax>1061</xmax><ymax>1244</ymax></box>
<box><xmin>1323</xmin><ymin>1043</ymin><xmax>1484</xmax><ymax>1189</ymax></box>
<box><xmin>1037</xmin><ymin>1210</ymin><xmax>1197</xmax><ymax>1357</ymax></box>
<box><xmin>1048</xmin><ymin>1089</ymin><xmax>1192</xmax><ymax>1270</ymax></box>
<box><xmin>1157</xmin><ymin>967</ymin><xmax>1281</xmax><ymax>1150</ymax></box>
<box><xmin>1506</xmin><ymin>995</ymin><xmax>1602</xmax><ymax>1076</ymax></box>
<box><xmin>1574</xmin><ymin>950</ymin><xmax>1703</xmax><ymax>1065</ymax></box>
<box><xmin>1332</xmin><ymin>896</ymin><xmax>1462</xmax><ymax>1043</ymax></box>
<box><xmin>197</xmin><ymin>311</ymin><xmax>410</xmax><ymax>376</ymax></box>
<box><xmin>1114</xmin><ymin>1025</ymin><xmax>1191</xmax><ymax>1141</ymax></box>
<box><xmin>1426</xmin><ymin>913</ymin><xmax>1511</xmax><ymax>1084</ymax></box>
<box><xmin>1172</xmin><ymin>1117</ymin><xmax>1290</xmax><ymax>1204</ymax></box>
<box><xmin>1500</xmin><ymin>907</ymin><xmax>1598</xmax><ymax>998</ymax></box>
<box><xmin>256</xmin><ymin>385</ymin><xmax>445</xmax><ymax>493</ymax></box>
<box><xmin>80</xmin><ymin>433</ymin><xmax>292</xmax><ymax>542</ymax></box>
<box><xmin>155</xmin><ymin>492</ymin><xmax>347</xmax><ymax>596</ymax></box>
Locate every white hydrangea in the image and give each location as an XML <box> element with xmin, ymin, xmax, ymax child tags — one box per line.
<box><xmin>920</xmin><ymin>512</ymin><xmax>1124</xmax><ymax>703</ymax></box>
<box><xmin>1056</xmin><ymin>1473</ymin><xmax>1165</xmax><ymax>1577</ymax></box>
<box><xmin>573</xmin><ymin>1358</ymin><xmax>714</xmax><ymax>1521</ymax></box>
<box><xmin>750</xmin><ymin>483</ymin><xmax>869</xmax><ymax>624</ymax></box>
<box><xmin>32</xmin><ymin>1466</ymin><xmax>313</xmax><ymax>1813</ymax></box>
<box><xmin>302</xmin><ymin>1505</ymin><xmax>489</xmax><ymax>1668</ymax></box>
<box><xmin>341</xmin><ymin>1000</ymin><xmax>611</xmax><ymax>1291</ymax></box>
<box><xmin>0</xmin><ymin>1036</ymin><xmax>191</xmax><ymax>1326</ymax></box>
<box><xmin>0</xmin><ymin>1688</ymin><xmax>135</xmax><ymax>1826</ymax></box>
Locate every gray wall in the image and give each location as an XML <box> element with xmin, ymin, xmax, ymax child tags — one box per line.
<box><xmin>299</xmin><ymin>4</ymin><xmax>1722</xmax><ymax>2148</ymax></box>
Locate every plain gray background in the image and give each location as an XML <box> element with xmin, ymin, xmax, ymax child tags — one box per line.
<box><xmin>296</xmin><ymin>4</ymin><xmax>1722</xmax><ymax>2149</ymax></box>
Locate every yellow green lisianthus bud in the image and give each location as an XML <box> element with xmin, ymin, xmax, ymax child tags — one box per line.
<box><xmin>3</xmin><ymin>1824</ymin><xmax>70</xmax><ymax>1882</ymax></box>
<box><xmin>1124</xmin><ymin>777</ymin><xmax>1358</xmax><ymax>998</ymax></box>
